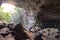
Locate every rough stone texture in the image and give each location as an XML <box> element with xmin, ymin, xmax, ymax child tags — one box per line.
<box><xmin>0</xmin><ymin>34</ymin><xmax>15</xmax><ymax>40</ymax></box>
<box><xmin>1</xmin><ymin>0</ymin><xmax>60</xmax><ymax>19</ymax></box>
<box><xmin>2</xmin><ymin>0</ymin><xmax>60</xmax><ymax>25</ymax></box>
<box><xmin>0</xmin><ymin>0</ymin><xmax>60</xmax><ymax>40</ymax></box>
<box><xmin>40</xmin><ymin>28</ymin><xmax>60</xmax><ymax>40</ymax></box>
<box><xmin>0</xmin><ymin>27</ymin><xmax>15</xmax><ymax>40</ymax></box>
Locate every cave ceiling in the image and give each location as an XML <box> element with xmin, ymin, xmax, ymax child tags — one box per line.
<box><xmin>1</xmin><ymin>0</ymin><xmax>45</xmax><ymax>11</ymax></box>
<box><xmin>1</xmin><ymin>0</ymin><xmax>60</xmax><ymax>18</ymax></box>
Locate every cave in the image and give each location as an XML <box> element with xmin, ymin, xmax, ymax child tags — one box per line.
<box><xmin>0</xmin><ymin>0</ymin><xmax>60</xmax><ymax>40</ymax></box>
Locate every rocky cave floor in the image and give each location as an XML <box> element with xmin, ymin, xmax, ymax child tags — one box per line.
<box><xmin>0</xmin><ymin>25</ymin><xmax>60</xmax><ymax>40</ymax></box>
<box><xmin>30</xmin><ymin>25</ymin><xmax>60</xmax><ymax>40</ymax></box>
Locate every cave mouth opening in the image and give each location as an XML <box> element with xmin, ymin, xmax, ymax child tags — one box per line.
<box><xmin>0</xmin><ymin>3</ymin><xmax>26</xmax><ymax>24</ymax></box>
<box><xmin>0</xmin><ymin>3</ymin><xmax>35</xmax><ymax>29</ymax></box>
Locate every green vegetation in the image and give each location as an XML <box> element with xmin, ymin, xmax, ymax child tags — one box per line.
<box><xmin>0</xmin><ymin>6</ymin><xmax>25</xmax><ymax>24</ymax></box>
<box><xmin>0</xmin><ymin>7</ymin><xmax>11</xmax><ymax>22</ymax></box>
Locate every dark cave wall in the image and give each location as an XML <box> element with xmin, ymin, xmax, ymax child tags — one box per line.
<box><xmin>35</xmin><ymin>0</ymin><xmax>60</xmax><ymax>24</ymax></box>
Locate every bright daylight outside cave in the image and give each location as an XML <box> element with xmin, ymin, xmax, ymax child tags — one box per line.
<box><xmin>0</xmin><ymin>3</ymin><xmax>25</xmax><ymax>24</ymax></box>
